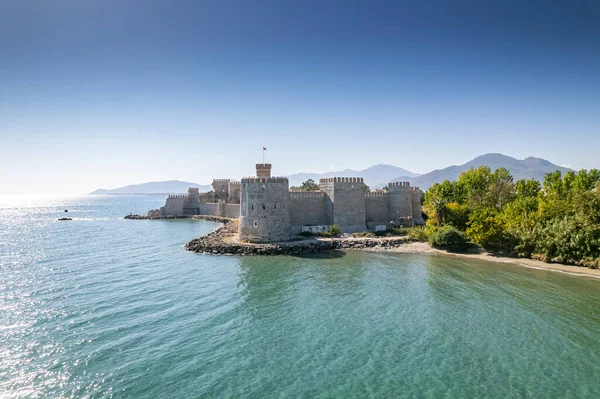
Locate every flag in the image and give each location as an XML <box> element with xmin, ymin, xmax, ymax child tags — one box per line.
<box><xmin>263</xmin><ymin>147</ymin><xmax>267</xmax><ymax>150</ymax></box>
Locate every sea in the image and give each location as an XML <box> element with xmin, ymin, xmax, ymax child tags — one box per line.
<box><xmin>1</xmin><ymin>195</ymin><xmax>600</xmax><ymax>398</ymax></box>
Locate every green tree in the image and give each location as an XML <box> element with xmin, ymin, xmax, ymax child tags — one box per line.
<box><xmin>466</xmin><ymin>209</ymin><xmax>511</xmax><ymax>250</ymax></box>
<box><xmin>299</xmin><ymin>179</ymin><xmax>319</xmax><ymax>191</ymax></box>
<box><xmin>515</xmin><ymin>179</ymin><xmax>541</xmax><ymax>198</ymax></box>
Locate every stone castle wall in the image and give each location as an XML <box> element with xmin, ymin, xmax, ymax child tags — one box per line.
<box><xmin>224</xmin><ymin>204</ymin><xmax>241</xmax><ymax>219</ymax></box>
<box><xmin>212</xmin><ymin>179</ymin><xmax>230</xmax><ymax>201</ymax></box>
<box><xmin>239</xmin><ymin>177</ymin><xmax>291</xmax><ymax>243</ymax></box>
<box><xmin>321</xmin><ymin>177</ymin><xmax>366</xmax><ymax>233</ymax></box>
<box><xmin>411</xmin><ymin>188</ymin><xmax>424</xmax><ymax>225</ymax></box>
<box><xmin>201</xmin><ymin>202</ymin><xmax>218</xmax><ymax>216</ymax></box>
<box><xmin>163</xmin><ymin>195</ymin><xmax>186</xmax><ymax>216</ymax></box>
<box><xmin>388</xmin><ymin>182</ymin><xmax>414</xmax><ymax>226</ymax></box>
<box><xmin>227</xmin><ymin>181</ymin><xmax>241</xmax><ymax>204</ymax></box>
<box><xmin>365</xmin><ymin>192</ymin><xmax>389</xmax><ymax>229</ymax></box>
<box><xmin>153</xmin><ymin>164</ymin><xmax>424</xmax><ymax>242</ymax></box>
<box><xmin>289</xmin><ymin>191</ymin><xmax>328</xmax><ymax>233</ymax></box>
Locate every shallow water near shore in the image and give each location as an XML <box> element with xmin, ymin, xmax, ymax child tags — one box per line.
<box><xmin>2</xmin><ymin>195</ymin><xmax>600</xmax><ymax>398</ymax></box>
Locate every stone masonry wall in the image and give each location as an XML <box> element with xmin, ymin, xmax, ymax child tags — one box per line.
<box><xmin>227</xmin><ymin>181</ymin><xmax>241</xmax><ymax>204</ymax></box>
<box><xmin>319</xmin><ymin>179</ymin><xmax>335</xmax><ymax>225</ymax></box>
<box><xmin>212</xmin><ymin>179</ymin><xmax>230</xmax><ymax>201</ymax></box>
<box><xmin>365</xmin><ymin>192</ymin><xmax>389</xmax><ymax>229</ymax></box>
<box><xmin>331</xmin><ymin>178</ymin><xmax>367</xmax><ymax>233</ymax></box>
<box><xmin>239</xmin><ymin>177</ymin><xmax>291</xmax><ymax>242</ymax></box>
<box><xmin>289</xmin><ymin>191</ymin><xmax>328</xmax><ymax>233</ymax></box>
<box><xmin>388</xmin><ymin>182</ymin><xmax>413</xmax><ymax>226</ymax></box>
<box><xmin>201</xmin><ymin>203</ymin><xmax>219</xmax><ymax>216</ymax></box>
<box><xmin>411</xmin><ymin>188</ymin><xmax>425</xmax><ymax>225</ymax></box>
<box><xmin>163</xmin><ymin>196</ymin><xmax>186</xmax><ymax>216</ymax></box>
<box><xmin>224</xmin><ymin>204</ymin><xmax>240</xmax><ymax>218</ymax></box>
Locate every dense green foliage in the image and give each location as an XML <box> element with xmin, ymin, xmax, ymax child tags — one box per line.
<box><xmin>423</xmin><ymin>167</ymin><xmax>600</xmax><ymax>267</ymax></box>
<box><xmin>291</xmin><ymin>179</ymin><xmax>320</xmax><ymax>191</ymax></box>
<box><xmin>428</xmin><ymin>225</ymin><xmax>470</xmax><ymax>251</ymax></box>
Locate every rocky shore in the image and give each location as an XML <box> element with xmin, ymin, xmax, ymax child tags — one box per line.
<box><xmin>126</xmin><ymin>214</ymin><xmax>600</xmax><ymax>278</ymax></box>
<box><xmin>124</xmin><ymin>214</ymin><xmax>189</xmax><ymax>220</ymax></box>
<box><xmin>184</xmin><ymin>218</ymin><xmax>408</xmax><ymax>256</ymax></box>
<box><xmin>124</xmin><ymin>214</ymin><xmax>233</xmax><ymax>223</ymax></box>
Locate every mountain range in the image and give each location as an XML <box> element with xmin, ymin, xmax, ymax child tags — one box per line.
<box><xmin>89</xmin><ymin>154</ymin><xmax>574</xmax><ymax>194</ymax></box>
<box><xmin>286</xmin><ymin>164</ymin><xmax>419</xmax><ymax>187</ymax></box>
<box><xmin>89</xmin><ymin>181</ymin><xmax>211</xmax><ymax>195</ymax></box>
<box><xmin>388</xmin><ymin>153</ymin><xmax>573</xmax><ymax>190</ymax></box>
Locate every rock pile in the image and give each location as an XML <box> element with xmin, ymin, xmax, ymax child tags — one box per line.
<box><xmin>185</xmin><ymin>219</ymin><xmax>407</xmax><ymax>256</ymax></box>
<box><xmin>124</xmin><ymin>214</ymin><xmax>185</xmax><ymax>220</ymax></box>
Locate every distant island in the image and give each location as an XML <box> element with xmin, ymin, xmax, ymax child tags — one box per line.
<box><xmin>90</xmin><ymin>153</ymin><xmax>572</xmax><ymax>195</ymax></box>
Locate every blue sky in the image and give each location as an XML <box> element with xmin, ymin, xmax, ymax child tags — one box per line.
<box><xmin>1</xmin><ymin>0</ymin><xmax>599</xmax><ymax>194</ymax></box>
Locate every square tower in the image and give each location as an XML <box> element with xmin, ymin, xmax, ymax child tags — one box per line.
<box><xmin>320</xmin><ymin>177</ymin><xmax>366</xmax><ymax>233</ymax></box>
<box><xmin>256</xmin><ymin>163</ymin><xmax>272</xmax><ymax>178</ymax></box>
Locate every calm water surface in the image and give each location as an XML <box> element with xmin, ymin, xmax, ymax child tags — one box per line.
<box><xmin>1</xmin><ymin>195</ymin><xmax>600</xmax><ymax>398</ymax></box>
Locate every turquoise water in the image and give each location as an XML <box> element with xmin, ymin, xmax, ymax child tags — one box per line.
<box><xmin>1</xmin><ymin>195</ymin><xmax>600</xmax><ymax>398</ymax></box>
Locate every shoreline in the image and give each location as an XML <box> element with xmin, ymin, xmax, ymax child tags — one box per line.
<box><xmin>366</xmin><ymin>242</ymin><xmax>600</xmax><ymax>279</ymax></box>
<box><xmin>126</xmin><ymin>215</ymin><xmax>600</xmax><ymax>279</ymax></box>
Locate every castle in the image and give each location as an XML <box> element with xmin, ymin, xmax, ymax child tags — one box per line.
<box><xmin>149</xmin><ymin>163</ymin><xmax>424</xmax><ymax>242</ymax></box>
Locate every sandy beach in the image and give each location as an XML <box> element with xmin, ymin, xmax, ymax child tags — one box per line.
<box><xmin>369</xmin><ymin>241</ymin><xmax>600</xmax><ymax>279</ymax></box>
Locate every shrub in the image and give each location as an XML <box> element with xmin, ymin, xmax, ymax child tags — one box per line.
<box><xmin>428</xmin><ymin>225</ymin><xmax>470</xmax><ymax>251</ymax></box>
<box><xmin>352</xmin><ymin>231</ymin><xmax>375</xmax><ymax>238</ymax></box>
<box><xmin>299</xmin><ymin>231</ymin><xmax>314</xmax><ymax>237</ymax></box>
<box><xmin>328</xmin><ymin>224</ymin><xmax>341</xmax><ymax>236</ymax></box>
<box><xmin>407</xmin><ymin>226</ymin><xmax>428</xmax><ymax>242</ymax></box>
<box><xmin>318</xmin><ymin>224</ymin><xmax>341</xmax><ymax>238</ymax></box>
<box><xmin>389</xmin><ymin>227</ymin><xmax>410</xmax><ymax>236</ymax></box>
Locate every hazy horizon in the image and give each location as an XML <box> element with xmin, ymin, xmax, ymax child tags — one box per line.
<box><xmin>2</xmin><ymin>0</ymin><xmax>599</xmax><ymax>195</ymax></box>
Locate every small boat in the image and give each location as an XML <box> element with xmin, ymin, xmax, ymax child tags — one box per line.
<box><xmin>58</xmin><ymin>217</ymin><xmax>72</xmax><ymax>221</ymax></box>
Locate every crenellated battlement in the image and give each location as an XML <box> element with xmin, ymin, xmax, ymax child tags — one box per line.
<box><xmin>255</xmin><ymin>163</ymin><xmax>272</xmax><ymax>178</ymax></box>
<box><xmin>365</xmin><ymin>192</ymin><xmax>388</xmax><ymax>198</ymax></box>
<box><xmin>388</xmin><ymin>181</ymin><xmax>412</xmax><ymax>191</ymax></box>
<box><xmin>241</xmin><ymin>176</ymin><xmax>289</xmax><ymax>184</ymax></box>
<box><xmin>159</xmin><ymin>160</ymin><xmax>423</xmax><ymax>240</ymax></box>
<box><xmin>290</xmin><ymin>191</ymin><xmax>325</xmax><ymax>198</ymax></box>
<box><xmin>319</xmin><ymin>177</ymin><xmax>364</xmax><ymax>183</ymax></box>
<box><xmin>388</xmin><ymin>181</ymin><xmax>411</xmax><ymax>187</ymax></box>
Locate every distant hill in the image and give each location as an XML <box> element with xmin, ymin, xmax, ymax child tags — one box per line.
<box><xmin>89</xmin><ymin>154</ymin><xmax>575</xmax><ymax>195</ymax></box>
<box><xmin>286</xmin><ymin>164</ymin><xmax>418</xmax><ymax>187</ymax></box>
<box><xmin>388</xmin><ymin>153</ymin><xmax>573</xmax><ymax>190</ymax></box>
<box><xmin>89</xmin><ymin>181</ymin><xmax>212</xmax><ymax>195</ymax></box>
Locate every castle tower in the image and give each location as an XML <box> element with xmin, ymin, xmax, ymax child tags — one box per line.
<box><xmin>319</xmin><ymin>177</ymin><xmax>366</xmax><ymax>233</ymax></box>
<box><xmin>411</xmin><ymin>187</ymin><xmax>425</xmax><ymax>225</ymax></box>
<box><xmin>212</xmin><ymin>179</ymin><xmax>230</xmax><ymax>201</ymax></box>
<box><xmin>227</xmin><ymin>181</ymin><xmax>241</xmax><ymax>204</ymax></box>
<box><xmin>256</xmin><ymin>163</ymin><xmax>272</xmax><ymax>178</ymax></box>
<box><xmin>239</xmin><ymin>176</ymin><xmax>291</xmax><ymax>242</ymax></box>
<box><xmin>388</xmin><ymin>182</ymin><xmax>414</xmax><ymax>226</ymax></box>
<box><xmin>183</xmin><ymin>187</ymin><xmax>201</xmax><ymax>215</ymax></box>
